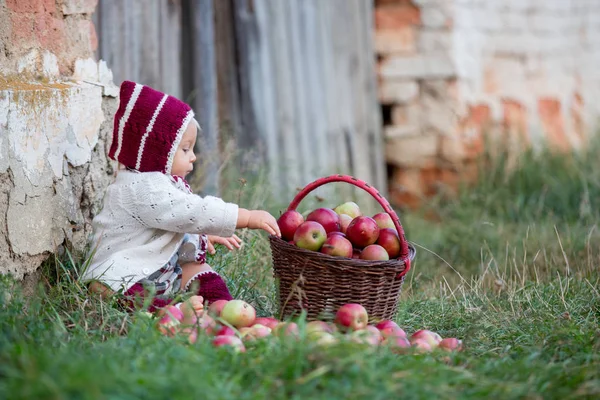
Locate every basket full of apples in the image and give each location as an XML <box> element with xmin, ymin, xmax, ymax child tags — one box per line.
<box><xmin>269</xmin><ymin>174</ymin><xmax>416</xmax><ymax>323</ymax></box>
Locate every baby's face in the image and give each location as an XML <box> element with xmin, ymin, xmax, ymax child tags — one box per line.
<box><xmin>171</xmin><ymin>122</ymin><xmax>197</xmax><ymax>178</ymax></box>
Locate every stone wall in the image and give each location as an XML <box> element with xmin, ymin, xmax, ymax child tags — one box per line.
<box><xmin>375</xmin><ymin>0</ymin><xmax>600</xmax><ymax>208</ymax></box>
<box><xmin>0</xmin><ymin>0</ymin><xmax>117</xmax><ymax>283</ymax></box>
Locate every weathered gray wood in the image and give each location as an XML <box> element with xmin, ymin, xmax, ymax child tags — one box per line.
<box><xmin>360</xmin><ymin>0</ymin><xmax>388</xmax><ymax>197</ymax></box>
<box><xmin>269</xmin><ymin>0</ymin><xmax>299</xmax><ymax>197</ymax></box>
<box><xmin>250</xmin><ymin>0</ymin><xmax>280</xmax><ymax>194</ymax></box>
<box><xmin>286</xmin><ymin>0</ymin><xmax>310</xmax><ymax>186</ymax></box>
<box><xmin>159</xmin><ymin>0</ymin><xmax>182</xmax><ymax>99</ymax></box>
<box><xmin>139</xmin><ymin>0</ymin><xmax>161</xmax><ymax>88</ymax></box>
<box><xmin>214</xmin><ymin>0</ymin><xmax>242</xmax><ymax>153</ymax></box>
<box><xmin>191</xmin><ymin>0</ymin><xmax>219</xmax><ymax>195</ymax></box>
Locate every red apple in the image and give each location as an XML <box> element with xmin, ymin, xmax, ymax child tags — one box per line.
<box><xmin>372</xmin><ymin>213</ymin><xmax>395</xmax><ymax>230</ymax></box>
<box><xmin>320</xmin><ymin>235</ymin><xmax>354</xmax><ymax>258</ymax></box>
<box><xmin>213</xmin><ymin>335</ymin><xmax>246</xmax><ymax>352</ymax></box>
<box><xmin>328</xmin><ymin>231</ymin><xmax>346</xmax><ymax>238</ymax></box>
<box><xmin>334</xmin><ymin>303</ymin><xmax>369</xmax><ymax>331</ymax></box>
<box><xmin>410</xmin><ymin>330</ymin><xmax>442</xmax><ymax>348</ymax></box>
<box><xmin>294</xmin><ymin>221</ymin><xmax>327</xmax><ymax>251</ymax></box>
<box><xmin>215</xmin><ymin>325</ymin><xmax>237</xmax><ymax>336</ymax></box>
<box><xmin>181</xmin><ymin>327</ymin><xmax>198</xmax><ymax>344</ymax></box>
<box><xmin>350</xmin><ymin>325</ymin><xmax>382</xmax><ymax>346</ymax></box>
<box><xmin>157</xmin><ymin>309</ymin><xmax>182</xmax><ymax>337</ymax></box>
<box><xmin>315</xmin><ymin>332</ymin><xmax>338</xmax><ymax>347</ymax></box>
<box><xmin>375</xmin><ymin>320</ymin><xmax>406</xmax><ymax>339</ymax></box>
<box><xmin>376</xmin><ymin>228</ymin><xmax>401</xmax><ymax>259</ymax></box>
<box><xmin>305</xmin><ymin>320</ymin><xmax>335</xmax><ymax>338</ymax></box>
<box><xmin>278</xmin><ymin>210</ymin><xmax>304</xmax><ymax>241</ymax></box>
<box><xmin>383</xmin><ymin>335</ymin><xmax>411</xmax><ymax>353</ymax></box>
<box><xmin>242</xmin><ymin>324</ymin><xmax>272</xmax><ymax>341</ymax></box>
<box><xmin>220</xmin><ymin>300</ymin><xmax>256</xmax><ymax>328</ymax></box>
<box><xmin>346</xmin><ymin>216</ymin><xmax>380</xmax><ymax>248</ymax></box>
<box><xmin>352</xmin><ymin>249</ymin><xmax>362</xmax><ymax>259</ymax></box>
<box><xmin>360</xmin><ymin>244</ymin><xmax>390</xmax><ymax>261</ymax></box>
<box><xmin>334</xmin><ymin>202</ymin><xmax>361</xmax><ymax>219</ymax></box>
<box><xmin>439</xmin><ymin>338</ymin><xmax>463</xmax><ymax>351</ymax></box>
<box><xmin>253</xmin><ymin>317</ymin><xmax>279</xmax><ymax>330</ymax></box>
<box><xmin>306</xmin><ymin>208</ymin><xmax>341</xmax><ymax>234</ymax></box>
<box><xmin>411</xmin><ymin>338</ymin><xmax>433</xmax><ymax>353</ymax></box>
<box><xmin>339</xmin><ymin>214</ymin><xmax>353</xmax><ymax>234</ymax></box>
<box><xmin>207</xmin><ymin>299</ymin><xmax>229</xmax><ymax>317</ymax></box>
<box><xmin>274</xmin><ymin>321</ymin><xmax>300</xmax><ymax>338</ymax></box>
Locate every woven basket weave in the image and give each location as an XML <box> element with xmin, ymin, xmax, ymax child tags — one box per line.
<box><xmin>269</xmin><ymin>174</ymin><xmax>416</xmax><ymax>323</ymax></box>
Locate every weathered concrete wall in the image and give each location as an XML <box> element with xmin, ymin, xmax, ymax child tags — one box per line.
<box><xmin>375</xmin><ymin>0</ymin><xmax>600</xmax><ymax>207</ymax></box>
<box><xmin>0</xmin><ymin>0</ymin><xmax>117</xmax><ymax>281</ymax></box>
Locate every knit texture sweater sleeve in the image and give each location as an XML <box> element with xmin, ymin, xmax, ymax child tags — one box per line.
<box><xmin>124</xmin><ymin>172</ymin><xmax>238</xmax><ymax>237</ymax></box>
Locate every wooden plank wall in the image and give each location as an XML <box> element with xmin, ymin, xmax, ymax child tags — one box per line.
<box><xmin>95</xmin><ymin>0</ymin><xmax>183</xmax><ymax>100</ymax></box>
<box><xmin>232</xmin><ymin>0</ymin><xmax>386</xmax><ymax>204</ymax></box>
<box><xmin>93</xmin><ymin>0</ymin><xmax>386</xmax><ymax>204</ymax></box>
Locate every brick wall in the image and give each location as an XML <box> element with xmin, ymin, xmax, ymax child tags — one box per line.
<box><xmin>376</xmin><ymin>0</ymin><xmax>600</xmax><ymax>208</ymax></box>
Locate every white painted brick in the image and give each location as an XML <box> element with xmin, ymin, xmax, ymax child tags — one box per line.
<box><xmin>530</xmin><ymin>13</ymin><xmax>570</xmax><ymax>33</ymax></box>
<box><xmin>503</xmin><ymin>11</ymin><xmax>529</xmax><ymax>31</ymax></box>
<box><xmin>418</xmin><ymin>30</ymin><xmax>453</xmax><ymax>54</ymax></box>
<box><xmin>379</xmin><ymin>80</ymin><xmax>419</xmax><ymax>104</ymax></box>
<box><xmin>421</xmin><ymin>7</ymin><xmax>451</xmax><ymax>29</ymax></box>
<box><xmin>380</xmin><ymin>55</ymin><xmax>457</xmax><ymax>79</ymax></box>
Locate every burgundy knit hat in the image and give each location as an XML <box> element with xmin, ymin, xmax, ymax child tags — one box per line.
<box><xmin>109</xmin><ymin>81</ymin><xmax>195</xmax><ymax>174</ymax></box>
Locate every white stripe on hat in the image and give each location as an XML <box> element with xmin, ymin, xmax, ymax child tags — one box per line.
<box><xmin>114</xmin><ymin>83</ymin><xmax>144</xmax><ymax>161</ymax></box>
<box><xmin>135</xmin><ymin>93</ymin><xmax>169</xmax><ymax>170</ymax></box>
<box><xmin>165</xmin><ymin>110</ymin><xmax>195</xmax><ymax>174</ymax></box>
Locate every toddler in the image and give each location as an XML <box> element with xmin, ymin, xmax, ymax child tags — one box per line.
<box><xmin>83</xmin><ymin>80</ymin><xmax>281</xmax><ymax>315</ymax></box>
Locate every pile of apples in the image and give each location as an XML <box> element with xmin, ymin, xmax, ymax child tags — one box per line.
<box><xmin>277</xmin><ymin>201</ymin><xmax>401</xmax><ymax>261</ymax></box>
<box><xmin>155</xmin><ymin>299</ymin><xmax>463</xmax><ymax>354</ymax></box>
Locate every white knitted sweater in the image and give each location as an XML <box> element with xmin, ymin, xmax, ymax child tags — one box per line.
<box><xmin>82</xmin><ymin>170</ymin><xmax>238</xmax><ymax>292</ymax></box>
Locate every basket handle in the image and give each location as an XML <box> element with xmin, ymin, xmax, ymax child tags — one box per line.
<box><xmin>287</xmin><ymin>174</ymin><xmax>412</xmax><ymax>276</ymax></box>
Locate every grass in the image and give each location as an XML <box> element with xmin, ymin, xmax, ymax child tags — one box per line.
<box><xmin>1</xmin><ymin>144</ymin><xmax>600</xmax><ymax>399</ymax></box>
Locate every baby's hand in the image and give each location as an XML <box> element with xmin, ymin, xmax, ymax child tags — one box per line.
<box><xmin>207</xmin><ymin>234</ymin><xmax>243</xmax><ymax>254</ymax></box>
<box><xmin>248</xmin><ymin>210</ymin><xmax>281</xmax><ymax>237</ymax></box>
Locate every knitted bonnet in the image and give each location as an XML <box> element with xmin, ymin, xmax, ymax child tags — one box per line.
<box><xmin>108</xmin><ymin>81</ymin><xmax>195</xmax><ymax>174</ymax></box>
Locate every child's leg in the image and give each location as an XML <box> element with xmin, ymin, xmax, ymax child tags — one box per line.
<box><xmin>181</xmin><ymin>262</ymin><xmax>233</xmax><ymax>304</ymax></box>
<box><xmin>122</xmin><ymin>283</ymin><xmax>172</xmax><ymax>313</ymax></box>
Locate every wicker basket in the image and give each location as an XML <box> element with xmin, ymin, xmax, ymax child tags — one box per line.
<box><xmin>269</xmin><ymin>174</ymin><xmax>416</xmax><ymax>323</ymax></box>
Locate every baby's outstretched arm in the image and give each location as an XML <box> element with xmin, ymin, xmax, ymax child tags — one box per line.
<box><xmin>237</xmin><ymin>208</ymin><xmax>281</xmax><ymax>237</ymax></box>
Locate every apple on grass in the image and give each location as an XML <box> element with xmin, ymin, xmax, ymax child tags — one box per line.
<box><xmin>410</xmin><ymin>330</ymin><xmax>442</xmax><ymax>348</ymax></box>
<box><xmin>334</xmin><ymin>202</ymin><xmax>361</xmax><ymax>219</ymax></box>
<box><xmin>305</xmin><ymin>320</ymin><xmax>335</xmax><ymax>339</ymax></box>
<box><xmin>306</xmin><ymin>208</ymin><xmax>341</xmax><ymax>234</ymax></box>
<box><xmin>157</xmin><ymin>305</ymin><xmax>184</xmax><ymax>336</ymax></box>
<box><xmin>294</xmin><ymin>221</ymin><xmax>327</xmax><ymax>251</ymax></box>
<box><xmin>277</xmin><ymin>210</ymin><xmax>304</xmax><ymax>241</ymax></box>
<box><xmin>320</xmin><ymin>235</ymin><xmax>354</xmax><ymax>258</ymax></box>
<box><xmin>438</xmin><ymin>338</ymin><xmax>463</xmax><ymax>351</ymax></box>
<box><xmin>220</xmin><ymin>299</ymin><xmax>256</xmax><ymax>329</ymax></box>
<box><xmin>411</xmin><ymin>338</ymin><xmax>433</xmax><ymax>353</ymax></box>
<box><xmin>240</xmin><ymin>324</ymin><xmax>272</xmax><ymax>342</ymax></box>
<box><xmin>334</xmin><ymin>303</ymin><xmax>369</xmax><ymax>331</ymax></box>
<box><xmin>360</xmin><ymin>244</ymin><xmax>390</xmax><ymax>261</ymax></box>
<box><xmin>273</xmin><ymin>322</ymin><xmax>300</xmax><ymax>338</ymax></box>
<box><xmin>375</xmin><ymin>320</ymin><xmax>406</xmax><ymax>339</ymax></box>
<box><xmin>253</xmin><ymin>317</ymin><xmax>279</xmax><ymax>330</ymax></box>
<box><xmin>383</xmin><ymin>335</ymin><xmax>411</xmax><ymax>354</ymax></box>
<box><xmin>346</xmin><ymin>216</ymin><xmax>380</xmax><ymax>248</ymax></box>
<box><xmin>213</xmin><ymin>335</ymin><xmax>246</xmax><ymax>352</ymax></box>
<box><xmin>349</xmin><ymin>325</ymin><xmax>382</xmax><ymax>346</ymax></box>
<box><xmin>376</xmin><ymin>228</ymin><xmax>401</xmax><ymax>259</ymax></box>
<box><xmin>215</xmin><ymin>325</ymin><xmax>237</xmax><ymax>337</ymax></box>
<box><xmin>207</xmin><ymin>299</ymin><xmax>229</xmax><ymax>317</ymax></box>
<box><xmin>372</xmin><ymin>213</ymin><xmax>395</xmax><ymax>230</ymax></box>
